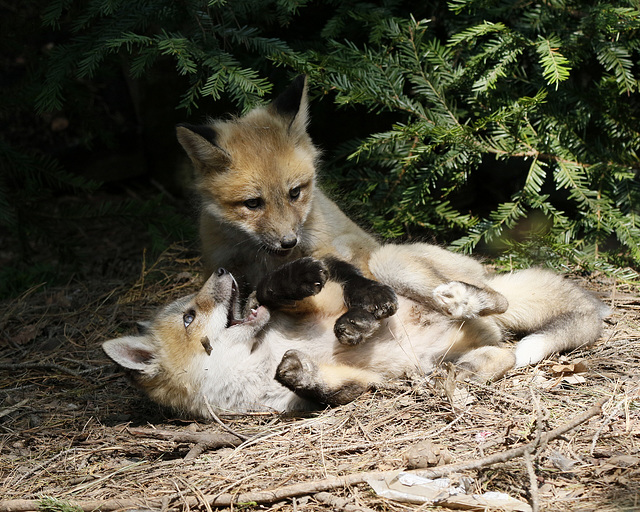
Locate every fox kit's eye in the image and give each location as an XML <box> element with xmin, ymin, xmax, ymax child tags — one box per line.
<box><xmin>183</xmin><ymin>310</ymin><xmax>196</xmax><ymax>328</ymax></box>
<box><xmin>289</xmin><ymin>186</ymin><xmax>301</xmax><ymax>201</ymax></box>
<box><xmin>244</xmin><ymin>198</ymin><xmax>262</xmax><ymax>210</ymax></box>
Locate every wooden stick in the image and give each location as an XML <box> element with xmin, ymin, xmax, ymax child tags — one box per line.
<box><xmin>0</xmin><ymin>397</ymin><xmax>606</xmax><ymax>512</ymax></box>
<box><xmin>202</xmin><ymin>394</ymin><xmax>250</xmax><ymax>442</ymax></box>
<box><xmin>523</xmin><ymin>450</ymin><xmax>540</xmax><ymax>512</ymax></box>
<box><xmin>127</xmin><ymin>427</ymin><xmax>244</xmax><ymax>460</ymax></box>
<box><xmin>128</xmin><ymin>426</ymin><xmax>243</xmax><ymax>447</ymax></box>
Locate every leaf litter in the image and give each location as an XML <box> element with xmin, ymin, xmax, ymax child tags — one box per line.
<box><xmin>1</xmin><ymin>243</ymin><xmax>639</xmax><ymax>512</ymax></box>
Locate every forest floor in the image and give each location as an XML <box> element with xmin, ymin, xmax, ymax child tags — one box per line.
<box><xmin>1</xmin><ymin>212</ymin><xmax>639</xmax><ymax>512</ymax></box>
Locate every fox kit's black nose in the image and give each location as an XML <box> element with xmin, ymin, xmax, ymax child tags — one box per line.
<box><xmin>217</xmin><ymin>268</ymin><xmax>229</xmax><ymax>276</ymax></box>
<box><xmin>280</xmin><ymin>235</ymin><xmax>298</xmax><ymax>250</ymax></box>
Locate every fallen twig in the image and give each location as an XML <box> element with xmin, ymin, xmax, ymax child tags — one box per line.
<box><xmin>0</xmin><ymin>397</ymin><xmax>606</xmax><ymax>512</ymax></box>
<box><xmin>523</xmin><ymin>451</ymin><xmax>540</xmax><ymax>512</ymax></box>
<box><xmin>0</xmin><ymin>362</ymin><xmax>84</xmax><ymax>379</ymax></box>
<box><xmin>0</xmin><ymin>398</ymin><xmax>29</xmax><ymax>420</ymax></box>
<box><xmin>127</xmin><ymin>426</ymin><xmax>244</xmax><ymax>459</ymax></box>
<box><xmin>524</xmin><ymin>387</ymin><xmax>543</xmax><ymax>512</ymax></box>
<box><xmin>202</xmin><ymin>394</ymin><xmax>250</xmax><ymax>442</ymax></box>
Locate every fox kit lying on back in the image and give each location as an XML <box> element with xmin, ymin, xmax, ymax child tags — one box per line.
<box><xmin>176</xmin><ymin>75</ymin><xmax>607</xmax><ymax>372</ymax></box>
<box><xmin>103</xmin><ymin>256</ymin><xmax>608</xmax><ymax>415</ymax></box>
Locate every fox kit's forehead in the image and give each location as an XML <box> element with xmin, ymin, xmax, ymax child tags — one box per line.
<box><xmin>208</xmin><ymin>113</ymin><xmax>317</xmax><ymax>202</ymax></box>
<box><xmin>157</xmin><ymin>294</ymin><xmax>195</xmax><ymax>321</ymax></box>
<box><xmin>217</xmin><ymin>112</ymin><xmax>317</xmax><ymax>165</ymax></box>
<box><xmin>214</xmin><ymin>108</ymin><xmax>295</xmax><ymax>153</ymax></box>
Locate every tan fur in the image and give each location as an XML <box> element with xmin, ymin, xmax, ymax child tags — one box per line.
<box><xmin>103</xmin><ymin>269</ymin><xmax>512</xmax><ymax>414</ymax></box>
<box><xmin>176</xmin><ymin>77</ymin><xmax>379</xmax><ymax>305</ymax></box>
<box><xmin>318</xmin><ymin>363</ymin><xmax>383</xmax><ymax>388</ymax></box>
<box><xmin>103</xmin><ymin>255</ymin><xmax>607</xmax><ymax>415</ymax></box>
<box><xmin>165</xmin><ymin>77</ymin><xmax>609</xmax><ymax>411</ymax></box>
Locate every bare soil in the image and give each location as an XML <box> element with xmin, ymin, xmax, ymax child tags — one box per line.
<box><xmin>1</xmin><ymin>238</ymin><xmax>639</xmax><ymax>512</ymax></box>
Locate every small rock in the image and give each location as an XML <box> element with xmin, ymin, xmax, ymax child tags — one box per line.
<box><xmin>403</xmin><ymin>440</ymin><xmax>453</xmax><ymax>469</ymax></box>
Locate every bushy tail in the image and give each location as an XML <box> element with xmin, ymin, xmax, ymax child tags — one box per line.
<box><xmin>487</xmin><ymin>268</ymin><xmax>609</xmax><ymax>367</ymax></box>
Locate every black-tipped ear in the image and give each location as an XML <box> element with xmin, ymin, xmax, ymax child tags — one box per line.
<box><xmin>176</xmin><ymin>123</ymin><xmax>230</xmax><ymax>171</ymax></box>
<box><xmin>271</xmin><ymin>75</ymin><xmax>307</xmax><ymax>120</ymax></box>
<box><xmin>176</xmin><ymin>123</ymin><xmax>218</xmax><ymax>144</ymax></box>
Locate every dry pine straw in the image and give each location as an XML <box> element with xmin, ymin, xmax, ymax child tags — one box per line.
<box><xmin>1</xmin><ymin>245</ymin><xmax>639</xmax><ymax>512</ymax></box>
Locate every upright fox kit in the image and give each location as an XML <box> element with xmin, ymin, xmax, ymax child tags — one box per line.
<box><xmin>175</xmin><ymin>75</ymin><xmax>607</xmax><ymax>377</ymax></box>
<box><xmin>103</xmin><ymin>256</ymin><xmax>607</xmax><ymax>415</ymax></box>
<box><xmin>176</xmin><ymin>76</ymin><xmax>398</xmax><ymax>343</ymax></box>
<box><xmin>176</xmin><ymin>75</ymin><xmax>378</xmax><ymax>288</ymax></box>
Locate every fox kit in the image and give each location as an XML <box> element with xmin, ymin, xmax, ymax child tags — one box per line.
<box><xmin>176</xmin><ymin>75</ymin><xmax>608</xmax><ymax>372</ymax></box>
<box><xmin>176</xmin><ymin>75</ymin><xmax>378</xmax><ymax>286</ymax></box>
<box><xmin>103</xmin><ymin>256</ymin><xmax>608</xmax><ymax>415</ymax></box>
<box><xmin>176</xmin><ymin>76</ymin><xmax>398</xmax><ymax>342</ymax></box>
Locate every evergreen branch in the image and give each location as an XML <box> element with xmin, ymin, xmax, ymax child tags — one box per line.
<box><xmin>448</xmin><ymin>21</ymin><xmax>507</xmax><ymax>46</ymax></box>
<box><xmin>523</xmin><ymin>157</ymin><xmax>547</xmax><ymax>196</ymax></box>
<box><xmin>536</xmin><ymin>36</ymin><xmax>571</xmax><ymax>89</ymax></box>
<box><xmin>42</xmin><ymin>0</ymin><xmax>74</xmax><ymax>28</ymax></box>
<box><xmin>595</xmin><ymin>41</ymin><xmax>638</xmax><ymax>94</ymax></box>
<box><xmin>406</xmin><ymin>20</ymin><xmax>460</xmax><ymax>126</ymax></box>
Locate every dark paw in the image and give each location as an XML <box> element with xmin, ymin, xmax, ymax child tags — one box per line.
<box><xmin>345</xmin><ymin>279</ymin><xmax>398</xmax><ymax>320</ymax></box>
<box><xmin>257</xmin><ymin>257</ymin><xmax>328</xmax><ymax>309</ymax></box>
<box><xmin>334</xmin><ymin>308</ymin><xmax>380</xmax><ymax>345</ymax></box>
<box><xmin>275</xmin><ymin>349</ymin><xmax>315</xmax><ymax>390</ymax></box>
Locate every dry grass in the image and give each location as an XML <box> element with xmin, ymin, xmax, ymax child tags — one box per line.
<box><xmin>1</xmin><ymin>244</ymin><xmax>639</xmax><ymax>511</ymax></box>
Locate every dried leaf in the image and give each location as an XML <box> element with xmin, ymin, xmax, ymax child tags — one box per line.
<box><xmin>560</xmin><ymin>374</ymin><xmax>586</xmax><ymax>385</ymax></box>
<box><xmin>550</xmin><ymin>361</ymin><xmax>588</xmax><ymax>375</ymax></box>
<box><xmin>548</xmin><ymin>450</ymin><xmax>576</xmax><ymax>471</ymax></box>
<box><xmin>403</xmin><ymin>440</ymin><xmax>453</xmax><ymax>469</ymax></box>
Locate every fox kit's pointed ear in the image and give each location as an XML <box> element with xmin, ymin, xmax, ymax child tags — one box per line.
<box><xmin>270</xmin><ymin>75</ymin><xmax>309</xmax><ymax>139</ymax></box>
<box><xmin>176</xmin><ymin>123</ymin><xmax>230</xmax><ymax>172</ymax></box>
<box><xmin>102</xmin><ymin>336</ymin><xmax>158</xmax><ymax>376</ymax></box>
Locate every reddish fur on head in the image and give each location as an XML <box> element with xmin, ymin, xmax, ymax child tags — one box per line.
<box><xmin>176</xmin><ymin>75</ymin><xmax>320</xmax><ymax>253</ymax></box>
<box><xmin>102</xmin><ymin>271</ymin><xmax>271</xmax><ymax>416</ymax></box>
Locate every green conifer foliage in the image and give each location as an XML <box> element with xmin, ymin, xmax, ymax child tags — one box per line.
<box><xmin>276</xmin><ymin>1</ymin><xmax>640</xmax><ymax>275</ymax></box>
<box><xmin>36</xmin><ymin>0</ymin><xmax>303</xmax><ymax>114</ymax></box>
<box><xmin>8</xmin><ymin>0</ymin><xmax>640</xmax><ymax>292</ymax></box>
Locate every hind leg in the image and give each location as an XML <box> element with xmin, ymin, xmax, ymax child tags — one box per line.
<box><xmin>488</xmin><ymin>268</ymin><xmax>609</xmax><ymax>367</ymax></box>
<box><xmin>276</xmin><ymin>349</ymin><xmax>381</xmax><ymax>406</ymax></box>
<box><xmin>455</xmin><ymin>346</ymin><xmax>516</xmax><ymax>382</ymax></box>
<box><xmin>369</xmin><ymin>244</ymin><xmax>508</xmax><ymax>318</ymax></box>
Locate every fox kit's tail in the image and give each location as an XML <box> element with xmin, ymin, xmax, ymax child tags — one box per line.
<box><xmin>487</xmin><ymin>268</ymin><xmax>610</xmax><ymax>367</ymax></box>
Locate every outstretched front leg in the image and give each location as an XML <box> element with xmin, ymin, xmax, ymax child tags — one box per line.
<box><xmin>369</xmin><ymin>243</ymin><xmax>508</xmax><ymax>319</ymax></box>
<box><xmin>258</xmin><ymin>256</ymin><xmax>398</xmax><ymax>345</ymax></box>
<box><xmin>276</xmin><ymin>349</ymin><xmax>381</xmax><ymax>406</ymax></box>
<box><xmin>256</xmin><ymin>257</ymin><xmax>328</xmax><ymax>309</ymax></box>
<box><xmin>324</xmin><ymin>257</ymin><xmax>398</xmax><ymax>345</ymax></box>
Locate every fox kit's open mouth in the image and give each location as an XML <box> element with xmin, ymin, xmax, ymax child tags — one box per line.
<box><xmin>225</xmin><ymin>278</ymin><xmax>266</xmax><ymax>328</ymax></box>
